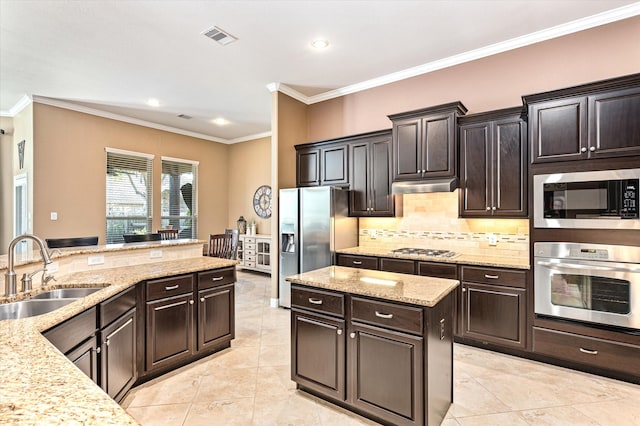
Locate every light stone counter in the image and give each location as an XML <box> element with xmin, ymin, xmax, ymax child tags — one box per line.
<box><xmin>337</xmin><ymin>246</ymin><xmax>530</xmax><ymax>270</ymax></box>
<box><xmin>0</xmin><ymin>256</ymin><xmax>237</xmax><ymax>425</ymax></box>
<box><xmin>286</xmin><ymin>265</ymin><xmax>459</xmax><ymax>307</ymax></box>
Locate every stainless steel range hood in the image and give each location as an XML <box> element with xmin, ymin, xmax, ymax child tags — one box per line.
<box><xmin>391</xmin><ymin>177</ymin><xmax>458</xmax><ymax>194</ymax></box>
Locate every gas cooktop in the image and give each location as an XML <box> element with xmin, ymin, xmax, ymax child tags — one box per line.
<box><xmin>390</xmin><ymin>247</ymin><xmax>458</xmax><ymax>258</ymax></box>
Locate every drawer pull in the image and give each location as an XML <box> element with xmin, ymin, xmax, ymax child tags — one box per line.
<box><xmin>308</xmin><ymin>298</ymin><xmax>323</xmax><ymax>305</ymax></box>
<box><xmin>579</xmin><ymin>347</ymin><xmax>598</xmax><ymax>355</ymax></box>
<box><xmin>350</xmin><ymin>332</ymin><xmax>356</xmax><ymax>339</ymax></box>
<box><xmin>352</xmin><ymin>260</ymin><xmax>363</xmax><ymax>265</ymax></box>
<box><xmin>165</xmin><ymin>284</ymin><xmax>179</xmax><ymax>291</ymax></box>
<box><xmin>375</xmin><ymin>311</ymin><xmax>393</xmax><ymax>319</ymax></box>
<box><xmin>337</xmin><ymin>329</ymin><xmax>342</xmax><ymax>335</ymax></box>
<box><xmin>200</xmin><ymin>297</ymin><xmax>205</xmax><ymax>302</ymax></box>
<box><xmin>211</xmin><ymin>276</ymin><xmax>224</xmax><ymax>281</ymax></box>
<box><xmin>484</xmin><ymin>274</ymin><xmax>499</xmax><ymax>279</ymax></box>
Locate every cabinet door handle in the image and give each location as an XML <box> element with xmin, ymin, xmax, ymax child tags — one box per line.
<box><xmin>484</xmin><ymin>274</ymin><xmax>499</xmax><ymax>279</ymax></box>
<box><xmin>486</xmin><ymin>207</ymin><xmax>491</xmax><ymax>211</ymax></box>
<box><xmin>350</xmin><ymin>332</ymin><xmax>356</xmax><ymax>339</ymax></box>
<box><xmin>375</xmin><ymin>311</ymin><xmax>393</xmax><ymax>319</ymax></box>
<box><xmin>462</xmin><ymin>287</ymin><xmax>466</xmax><ymax>292</ymax></box>
<box><xmin>96</xmin><ymin>347</ymin><xmax>101</xmax><ymax>354</ymax></box>
<box><xmin>105</xmin><ymin>340</ymin><xmax>110</xmax><ymax>347</ymax></box>
<box><xmin>581</xmin><ymin>147</ymin><xmax>587</xmax><ymax>153</ymax></box>
<box><xmin>589</xmin><ymin>146</ymin><xmax>596</xmax><ymax>152</ymax></box>
<box><xmin>579</xmin><ymin>347</ymin><xmax>598</xmax><ymax>355</ymax></box>
<box><xmin>308</xmin><ymin>298</ymin><xmax>323</xmax><ymax>305</ymax></box>
<box><xmin>211</xmin><ymin>276</ymin><xmax>224</xmax><ymax>281</ymax></box>
<box><xmin>189</xmin><ymin>299</ymin><xmax>194</xmax><ymax>305</ymax></box>
<box><xmin>337</xmin><ymin>329</ymin><xmax>342</xmax><ymax>335</ymax></box>
<box><xmin>200</xmin><ymin>297</ymin><xmax>205</xmax><ymax>302</ymax></box>
<box><xmin>165</xmin><ymin>284</ymin><xmax>179</xmax><ymax>290</ymax></box>
<box><xmin>492</xmin><ymin>207</ymin><xmax>496</xmax><ymax>211</ymax></box>
<box><xmin>352</xmin><ymin>260</ymin><xmax>362</xmax><ymax>265</ymax></box>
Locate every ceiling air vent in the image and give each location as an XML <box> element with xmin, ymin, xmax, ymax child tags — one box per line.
<box><xmin>177</xmin><ymin>114</ymin><xmax>192</xmax><ymax>119</ymax></box>
<box><xmin>202</xmin><ymin>26</ymin><xmax>238</xmax><ymax>46</ymax></box>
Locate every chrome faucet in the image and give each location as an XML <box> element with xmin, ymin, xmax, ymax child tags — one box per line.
<box><xmin>4</xmin><ymin>234</ymin><xmax>53</xmax><ymax>297</ymax></box>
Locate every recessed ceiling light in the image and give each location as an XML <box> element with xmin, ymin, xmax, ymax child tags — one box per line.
<box><xmin>147</xmin><ymin>98</ymin><xmax>160</xmax><ymax>107</ymax></box>
<box><xmin>310</xmin><ymin>38</ymin><xmax>329</xmax><ymax>49</ymax></box>
<box><xmin>212</xmin><ymin>117</ymin><xmax>229</xmax><ymax>126</ymax></box>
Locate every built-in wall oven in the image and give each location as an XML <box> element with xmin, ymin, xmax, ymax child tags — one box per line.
<box><xmin>533</xmin><ymin>168</ymin><xmax>639</xmax><ymax>230</ymax></box>
<box><xmin>534</xmin><ymin>242</ymin><xmax>640</xmax><ymax>331</ymax></box>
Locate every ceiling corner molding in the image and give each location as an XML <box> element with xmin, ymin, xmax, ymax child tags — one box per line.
<box><xmin>266</xmin><ymin>82</ymin><xmax>311</xmax><ymax>104</ymax></box>
<box><xmin>0</xmin><ymin>94</ymin><xmax>33</xmax><ymax>117</ymax></box>
<box><xmin>305</xmin><ymin>3</ymin><xmax>640</xmax><ymax>105</ymax></box>
<box><xmin>228</xmin><ymin>131</ymin><xmax>272</xmax><ymax>144</ymax></box>
<box><xmin>31</xmin><ymin>95</ymin><xmax>232</xmax><ymax>144</ymax></box>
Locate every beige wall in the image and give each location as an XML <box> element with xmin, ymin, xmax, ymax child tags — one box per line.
<box><xmin>32</xmin><ymin>103</ymin><xmax>230</xmax><ymax>243</ymax></box>
<box><xmin>277</xmin><ymin>92</ymin><xmax>307</xmax><ymax>190</ymax></box>
<box><xmin>227</xmin><ymin>136</ymin><xmax>272</xmax><ymax>235</ymax></box>
<box><xmin>0</xmin><ymin>116</ymin><xmax>15</xmax><ymax>250</ymax></box>
<box><xmin>306</xmin><ymin>16</ymin><xmax>640</xmax><ymax>141</ymax></box>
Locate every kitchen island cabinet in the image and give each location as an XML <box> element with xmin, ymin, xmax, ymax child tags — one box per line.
<box><xmin>287</xmin><ymin>266</ymin><xmax>458</xmax><ymax>426</ymax></box>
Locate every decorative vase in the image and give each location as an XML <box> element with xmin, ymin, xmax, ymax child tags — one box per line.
<box><xmin>237</xmin><ymin>216</ymin><xmax>247</xmax><ymax>234</ymax></box>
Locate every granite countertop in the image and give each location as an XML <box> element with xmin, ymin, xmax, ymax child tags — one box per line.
<box><xmin>286</xmin><ymin>265</ymin><xmax>459</xmax><ymax>308</ymax></box>
<box><xmin>0</xmin><ymin>256</ymin><xmax>237</xmax><ymax>425</ymax></box>
<box><xmin>0</xmin><ymin>238</ymin><xmax>206</xmax><ymax>271</ymax></box>
<box><xmin>337</xmin><ymin>246</ymin><xmax>530</xmax><ymax>270</ymax></box>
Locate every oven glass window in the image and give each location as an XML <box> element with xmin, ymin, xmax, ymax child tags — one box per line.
<box><xmin>550</xmin><ymin>273</ymin><xmax>630</xmax><ymax>314</ymax></box>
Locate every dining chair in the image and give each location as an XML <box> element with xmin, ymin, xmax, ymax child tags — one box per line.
<box><xmin>46</xmin><ymin>236</ymin><xmax>99</xmax><ymax>248</ymax></box>
<box><xmin>224</xmin><ymin>228</ymin><xmax>239</xmax><ymax>260</ymax></box>
<box><xmin>157</xmin><ymin>229</ymin><xmax>179</xmax><ymax>240</ymax></box>
<box><xmin>123</xmin><ymin>233</ymin><xmax>161</xmax><ymax>243</ymax></box>
<box><xmin>208</xmin><ymin>233</ymin><xmax>234</xmax><ymax>258</ymax></box>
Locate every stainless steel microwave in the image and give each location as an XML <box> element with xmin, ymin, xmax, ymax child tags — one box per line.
<box><xmin>533</xmin><ymin>169</ymin><xmax>639</xmax><ymax>230</ymax></box>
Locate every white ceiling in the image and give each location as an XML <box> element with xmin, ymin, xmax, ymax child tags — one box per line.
<box><xmin>1</xmin><ymin>1</ymin><xmax>638</xmax><ymax>143</ymax></box>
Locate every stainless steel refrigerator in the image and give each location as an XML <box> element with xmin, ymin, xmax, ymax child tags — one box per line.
<box><xmin>278</xmin><ymin>186</ymin><xmax>358</xmax><ymax>308</ymax></box>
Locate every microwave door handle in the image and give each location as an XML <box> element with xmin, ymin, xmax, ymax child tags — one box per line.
<box><xmin>536</xmin><ymin>260</ymin><xmax>639</xmax><ymax>273</ymax></box>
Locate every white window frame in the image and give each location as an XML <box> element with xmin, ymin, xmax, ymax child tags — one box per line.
<box><xmin>160</xmin><ymin>156</ymin><xmax>198</xmax><ymax>239</ymax></box>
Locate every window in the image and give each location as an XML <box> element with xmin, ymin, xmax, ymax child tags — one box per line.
<box><xmin>106</xmin><ymin>149</ymin><xmax>153</xmax><ymax>244</ymax></box>
<box><xmin>161</xmin><ymin>157</ymin><xmax>198</xmax><ymax>238</ymax></box>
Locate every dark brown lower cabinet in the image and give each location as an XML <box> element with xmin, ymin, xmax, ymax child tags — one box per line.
<box><xmin>146</xmin><ymin>292</ymin><xmax>194</xmax><ymax>371</ymax></box>
<box><xmin>198</xmin><ymin>284</ymin><xmax>234</xmax><ymax>351</ymax></box>
<box><xmin>291</xmin><ymin>284</ymin><xmax>453</xmax><ymax>426</ymax></box>
<box><xmin>100</xmin><ymin>308</ymin><xmax>136</xmax><ymax>401</ymax></box>
<box><xmin>349</xmin><ymin>323</ymin><xmax>423</xmax><ymax>426</ymax></box>
<box><xmin>291</xmin><ymin>310</ymin><xmax>346</xmax><ymax>401</ymax></box>
<box><xmin>66</xmin><ymin>335</ymin><xmax>99</xmax><ymax>383</ymax></box>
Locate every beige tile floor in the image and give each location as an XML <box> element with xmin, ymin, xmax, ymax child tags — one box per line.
<box><xmin>122</xmin><ymin>271</ymin><xmax>640</xmax><ymax>425</ymax></box>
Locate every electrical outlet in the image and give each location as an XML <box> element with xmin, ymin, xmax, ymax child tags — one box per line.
<box><xmin>87</xmin><ymin>255</ymin><xmax>105</xmax><ymax>266</ymax></box>
<box><xmin>50</xmin><ymin>212</ymin><xmax>58</xmax><ymax>221</ymax></box>
<box><xmin>369</xmin><ymin>229</ymin><xmax>377</xmax><ymax>239</ymax></box>
<box><xmin>487</xmin><ymin>233</ymin><xmax>497</xmax><ymax>246</ymax></box>
<box><xmin>150</xmin><ymin>250</ymin><xmax>163</xmax><ymax>258</ymax></box>
<box><xmin>46</xmin><ymin>262</ymin><xmax>59</xmax><ymax>273</ymax></box>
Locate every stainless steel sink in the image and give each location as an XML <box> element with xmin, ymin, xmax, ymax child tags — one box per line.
<box><xmin>0</xmin><ymin>299</ymin><xmax>77</xmax><ymax>320</ymax></box>
<box><xmin>30</xmin><ymin>287</ymin><xmax>103</xmax><ymax>300</ymax></box>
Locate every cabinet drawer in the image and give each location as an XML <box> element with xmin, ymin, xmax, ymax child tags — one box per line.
<box><xmin>245</xmin><ymin>243</ymin><xmax>256</xmax><ymax>251</ymax></box>
<box><xmin>417</xmin><ymin>261</ymin><xmax>457</xmax><ymax>279</ymax></box>
<box><xmin>351</xmin><ymin>297</ymin><xmax>423</xmax><ymax>335</ymax></box>
<box><xmin>533</xmin><ymin>327</ymin><xmax>640</xmax><ymax>377</ymax></box>
<box><xmin>100</xmin><ymin>287</ymin><xmax>136</xmax><ymax>328</ymax></box>
<box><xmin>380</xmin><ymin>258</ymin><xmax>416</xmax><ymax>274</ymax></box>
<box><xmin>146</xmin><ymin>274</ymin><xmax>194</xmax><ymax>301</ymax></box>
<box><xmin>461</xmin><ymin>266</ymin><xmax>526</xmax><ymax>288</ymax></box>
<box><xmin>244</xmin><ymin>261</ymin><xmax>256</xmax><ymax>267</ymax></box>
<box><xmin>337</xmin><ymin>254</ymin><xmax>379</xmax><ymax>270</ymax></box>
<box><xmin>291</xmin><ymin>286</ymin><xmax>345</xmax><ymax>318</ymax></box>
<box><xmin>198</xmin><ymin>267</ymin><xmax>236</xmax><ymax>290</ymax></box>
<box><xmin>44</xmin><ymin>307</ymin><xmax>97</xmax><ymax>354</ymax></box>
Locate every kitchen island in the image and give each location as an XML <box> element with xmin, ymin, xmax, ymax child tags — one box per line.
<box><xmin>0</xmin><ymin>240</ymin><xmax>236</xmax><ymax>425</ymax></box>
<box><xmin>286</xmin><ymin>266</ymin><xmax>458</xmax><ymax>426</ymax></box>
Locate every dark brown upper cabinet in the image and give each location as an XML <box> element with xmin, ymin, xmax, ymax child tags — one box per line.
<box><xmin>459</xmin><ymin>107</ymin><xmax>527</xmax><ymax>218</ymax></box>
<box><xmin>524</xmin><ymin>73</ymin><xmax>640</xmax><ymax>164</ymax></box>
<box><xmin>349</xmin><ymin>130</ymin><xmax>394</xmax><ymax>216</ymax></box>
<box><xmin>389</xmin><ymin>102</ymin><xmax>467</xmax><ymax>181</ymax></box>
<box><xmin>296</xmin><ymin>141</ymin><xmax>349</xmax><ymax>187</ymax></box>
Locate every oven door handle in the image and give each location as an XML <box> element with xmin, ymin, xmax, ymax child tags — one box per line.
<box><xmin>536</xmin><ymin>260</ymin><xmax>639</xmax><ymax>273</ymax></box>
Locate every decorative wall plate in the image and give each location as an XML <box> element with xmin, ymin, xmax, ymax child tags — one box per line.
<box><xmin>253</xmin><ymin>185</ymin><xmax>272</xmax><ymax>218</ymax></box>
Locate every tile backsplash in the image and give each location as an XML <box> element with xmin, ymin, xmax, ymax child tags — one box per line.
<box><xmin>359</xmin><ymin>192</ymin><xmax>529</xmax><ymax>257</ymax></box>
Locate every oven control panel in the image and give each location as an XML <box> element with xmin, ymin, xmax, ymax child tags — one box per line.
<box><xmin>568</xmin><ymin>248</ymin><xmax>609</xmax><ymax>260</ymax></box>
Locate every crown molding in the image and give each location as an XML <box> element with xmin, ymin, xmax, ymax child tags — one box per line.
<box><xmin>228</xmin><ymin>131</ymin><xmax>272</xmax><ymax>144</ymax></box>
<box><xmin>0</xmin><ymin>94</ymin><xmax>32</xmax><ymax>117</ymax></box>
<box><xmin>275</xmin><ymin>3</ymin><xmax>640</xmax><ymax>105</ymax></box>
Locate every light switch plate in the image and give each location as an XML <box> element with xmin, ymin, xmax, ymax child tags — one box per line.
<box><xmin>50</xmin><ymin>212</ymin><xmax>58</xmax><ymax>221</ymax></box>
<box><xmin>87</xmin><ymin>255</ymin><xmax>105</xmax><ymax>266</ymax></box>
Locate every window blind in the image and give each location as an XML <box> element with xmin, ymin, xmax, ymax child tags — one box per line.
<box><xmin>161</xmin><ymin>158</ymin><xmax>197</xmax><ymax>238</ymax></box>
<box><xmin>106</xmin><ymin>150</ymin><xmax>153</xmax><ymax>244</ymax></box>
